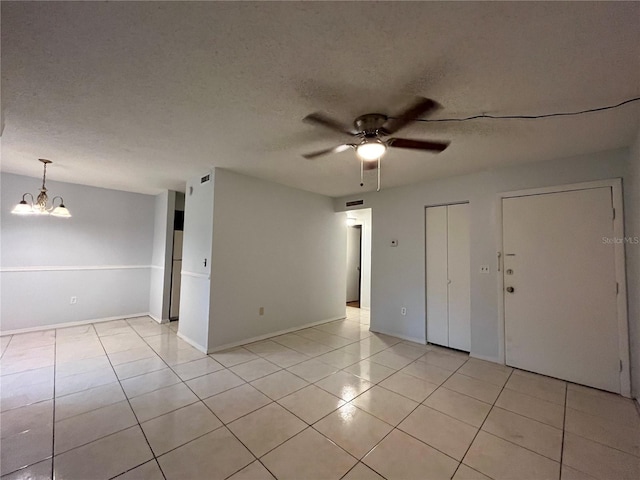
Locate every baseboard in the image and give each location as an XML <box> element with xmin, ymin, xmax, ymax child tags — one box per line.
<box><xmin>0</xmin><ymin>312</ymin><xmax>152</xmax><ymax>336</ymax></box>
<box><xmin>207</xmin><ymin>315</ymin><xmax>346</xmax><ymax>354</ymax></box>
<box><xmin>148</xmin><ymin>314</ymin><xmax>169</xmax><ymax>325</ymax></box>
<box><xmin>470</xmin><ymin>353</ymin><xmax>504</xmax><ymax>365</ymax></box>
<box><xmin>177</xmin><ymin>331</ymin><xmax>208</xmax><ymax>354</ymax></box>
<box><xmin>369</xmin><ymin>328</ymin><xmax>425</xmax><ymax>345</ymax></box>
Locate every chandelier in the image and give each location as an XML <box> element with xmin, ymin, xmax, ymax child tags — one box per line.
<box><xmin>12</xmin><ymin>159</ymin><xmax>71</xmax><ymax>217</ymax></box>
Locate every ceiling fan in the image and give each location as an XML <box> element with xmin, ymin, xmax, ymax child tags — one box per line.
<box><xmin>302</xmin><ymin>97</ymin><xmax>450</xmax><ymax>190</ymax></box>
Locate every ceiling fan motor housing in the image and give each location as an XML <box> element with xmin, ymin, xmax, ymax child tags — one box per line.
<box><xmin>354</xmin><ymin>113</ymin><xmax>388</xmax><ymax>136</ymax></box>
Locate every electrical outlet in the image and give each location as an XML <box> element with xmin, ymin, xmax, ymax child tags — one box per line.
<box><xmin>70</xmin><ymin>296</ymin><xmax>77</xmax><ymax>305</ymax></box>
<box><xmin>259</xmin><ymin>307</ymin><xmax>264</xmax><ymax>316</ymax></box>
<box><xmin>401</xmin><ymin>307</ymin><xmax>407</xmax><ymax>316</ymax></box>
<box><xmin>480</xmin><ymin>265</ymin><xmax>490</xmax><ymax>273</ymax></box>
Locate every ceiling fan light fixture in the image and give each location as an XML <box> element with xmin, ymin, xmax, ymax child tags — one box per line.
<box><xmin>356</xmin><ymin>140</ymin><xmax>386</xmax><ymax>161</ymax></box>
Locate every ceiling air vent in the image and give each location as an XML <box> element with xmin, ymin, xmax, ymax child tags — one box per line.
<box><xmin>346</xmin><ymin>200</ymin><xmax>364</xmax><ymax>207</ymax></box>
<box><xmin>201</xmin><ymin>174</ymin><xmax>211</xmax><ymax>184</ymax></box>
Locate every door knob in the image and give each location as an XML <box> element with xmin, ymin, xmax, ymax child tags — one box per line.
<box><xmin>506</xmin><ymin>286</ymin><xmax>515</xmax><ymax>293</ymax></box>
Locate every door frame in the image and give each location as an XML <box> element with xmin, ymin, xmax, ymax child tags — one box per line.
<box><xmin>495</xmin><ymin>178</ymin><xmax>630</xmax><ymax>397</ymax></box>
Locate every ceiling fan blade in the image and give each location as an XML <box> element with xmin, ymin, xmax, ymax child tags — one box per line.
<box><xmin>387</xmin><ymin>137</ymin><xmax>449</xmax><ymax>152</ymax></box>
<box><xmin>302</xmin><ymin>144</ymin><xmax>353</xmax><ymax>159</ymax></box>
<box><xmin>303</xmin><ymin>112</ymin><xmax>357</xmax><ymax>136</ymax></box>
<box><xmin>381</xmin><ymin>97</ymin><xmax>441</xmax><ymax>134</ymax></box>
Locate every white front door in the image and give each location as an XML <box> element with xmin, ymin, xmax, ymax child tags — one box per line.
<box><xmin>503</xmin><ymin>187</ymin><xmax>620</xmax><ymax>393</ymax></box>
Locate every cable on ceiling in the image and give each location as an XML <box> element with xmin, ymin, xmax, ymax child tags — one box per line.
<box><xmin>388</xmin><ymin>96</ymin><xmax>640</xmax><ymax>123</ymax></box>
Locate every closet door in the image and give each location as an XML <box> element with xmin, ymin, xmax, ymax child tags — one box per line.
<box><xmin>426</xmin><ymin>206</ymin><xmax>449</xmax><ymax>347</ymax></box>
<box><xmin>447</xmin><ymin>203</ymin><xmax>471</xmax><ymax>351</ymax></box>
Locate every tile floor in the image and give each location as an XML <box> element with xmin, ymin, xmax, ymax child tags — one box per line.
<box><xmin>1</xmin><ymin>308</ymin><xmax>639</xmax><ymax>480</ymax></box>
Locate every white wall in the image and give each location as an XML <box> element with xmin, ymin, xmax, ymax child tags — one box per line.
<box><xmin>208</xmin><ymin>168</ymin><xmax>346</xmax><ymax>349</ymax></box>
<box><xmin>148</xmin><ymin>191</ymin><xmax>176</xmax><ymax>322</ymax></box>
<box><xmin>1</xmin><ymin>173</ymin><xmax>155</xmax><ymax>332</ymax></box>
<box><xmin>346</xmin><ymin>209</ymin><xmax>372</xmax><ymax>309</ymax></box>
<box><xmin>177</xmin><ymin>172</ymin><xmax>214</xmax><ymax>351</ymax></box>
<box><xmin>627</xmin><ymin>131</ymin><xmax>640</xmax><ymax>399</ymax></box>
<box><xmin>335</xmin><ymin>149</ymin><xmax>630</xmax><ymax>356</ymax></box>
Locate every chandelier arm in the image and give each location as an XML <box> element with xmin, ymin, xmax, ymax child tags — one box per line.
<box><xmin>22</xmin><ymin>192</ymin><xmax>35</xmax><ymax>205</ymax></box>
<box><xmin>48</xmin><ymin>195</ymin><xmax>65</xmax><ymax>211</ymax></box>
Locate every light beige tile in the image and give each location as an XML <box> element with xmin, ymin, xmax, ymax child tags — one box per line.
<box><xmin>565</xmin><ymin>407</ymin><xmax>640</xmax><ymax>457</ymax></box>
<box><xmin>424</xmin><ymin>387</ymin><xmax>491</xmax><ymax>427</ymax></box>
<box><xmin>387</xmin><ymin>343</ymin><xmax>426</xmax><ymax>360</ymax></box>
<box><xmin>343</xmin><ymin>360</ymin><xmax>396</xmax><ymax>383</ymax></box>
<box><xmin>121</xmin><ymin>368</ymin><xmax>181</xmax><ymax>398</ymax></box>
<box><xmin>171</xmin><ymin>357</ymin><xmax>224</xmax><ymax>381</ymax></box>
<box><xmin>55</xmin><ymin>383</ymin><xmax>125</xmax><ymax>421</ymax></box>
<box><xmin>116</xmin><ymin>460</ymin><xmax>164</xmax><ymax>480</ymax></box>
<box><xmin>566</xmin><ymin>388</ymin><xmax>640</xmax><ymax>428</ymax></box>
<box><xmin>108</xmin><ymin>346</ymin><xmax>157</xmax><ymax>366</ymax></box>
<box><xmin>55</xmin><ymin>367</ymin><xmax>117</xmax><ymax>397</ymax></box>
<box><xmin>56</xmin><ymin>356</ymin><xmax>111</xmax><ymax>378</ymax></box>
<box><xmin>563</xmin><ymin>431</ymin><xmax>640</xmax><ymax>480</ymax></box>
<box><xmin>315</xmin><ymin>371</ymin><xmax>372</xmax><ymax>402</ymax></box>
<box><xmin>315</xmin><ymin>404</ymin><xmax>393</xmax><ymax>458</ymax></box>
<box><xmin>54</xmin><ymin>400</ymin><xmax>137</xmax><ymax>454</ymax></box>
<box><xmin>53</xmin><ymin>426</ymin><xmax>152</xmax><ymax>480</ymax></box>
<box><xmin>129</xmin><ymin>382</ymin><xmax>198</xmax><ymax>422</ymax></box>
<box><xmin>157</xmin><ymin>426</ymin><xmax>253</xmax><ymax>480</ymax></box>
<box><xmin>204</xmin><ymin>384</ymin><xmax>272</xmax><ymax>424</ymax></box>
<box><xmin>113</xmin><ymin>356</ymin><xmax>166</xmax><ymax>380</ymax></box>
<box><xmin>230</xmin><ymin>358</ymin><xmax>281</xmax><ymax>382</ymax></box>
<box><xmin>262</xmin><ymin>427</ymin><xmax>356</xmax><ymax>479</ymax></box>
<box><xmin>262</xmin><ymin>349</ymin><xmax>310</xmax><ymax>368</ymax></box>
<box><xmin>458</xmin><ymin>360</ymin><xmax>511</xmax><ymax>386</ymax></box>
<box><xmin>363</xmin><ymin>429</ymin><xmax>458</xmax><ymax>480</ymax></box>
<box><xmin>351</xmin><ymin>385</ymin><xmax>418</xmax><ymax>426</ymax></box>
<box><xmin>399</xmin><ymin>405</ymin><xmax>477</xmax><ymax>460</ymax></box>
<box><xmin>227</xmin><ymin>461</ymin><xmax>276</xmax><ymax>480</ymax></box>
<box><xmin>157</xmin><ymin>347</ymin><xmax>207</xmax><ymax>366</ymax></box>
<box><xmin>0</xmin><ymin>376</ymin><xmax>54</xmax><ymax>412</ymax></box>
<box><xmin>1</xmin><ymin>458</ymin><xmax>51</xmax><ymax>480</ymax></box>
<box><xmin>100</xmin><ymin>333</ymin><xmax>146</xmax><ymax>354</ymax></box>
<box><xmin>0</xmin><ymin>424</ymin><xmax>52</xmax><ymax>476</ymax></box>
<box><xmin>94</xmin><ymin>320</ymin><xmax>132</xmax><ymax>337</ymax></box>
<box><xmin>339</xmin><ymin>341</ymin><xmax>382</xmax><ymax>360</ymax></box>
<box><xmin>209</xmin><ymin>347</ymin><xmax>259</xmax><ymax>367</ymax></box>
<box><xmin>278</xmin><ymin>385</ymin><xmax>344</xmax><ymax>424</ymax></box>
<box><xmin>505</xmin><ymin>372</ymin><xmax>566</xmax><ymax>405</ymax></box>
<box><xmin>250</xmin><ymin>370</ymin><xmax>308</xmax><ymax>400</ymax></box>
<box><xmin>561</xmin><ymin>464</ymin><xmax>598</xmax><ymax>480</ymax></box>
<box><xmin>443</xmin><ymin>373</ymin><xmax>502</xmax><ymax>404</ymax></box>
<box><xmin>1</xmin><ymin>399</ymin><xmax>53</xmax><ymax>438</ymax></box>
<box><xmin>227</xmin><ymin>403</ymin><xmax>306</xmax><ymax>457</ymax></box>
<box><xmin>185</xmin><ymin>369</ymin><xmax>245</xmax><ymax>399</ymax></box>
<box><xmin>379</xmin><ymin>371</ymin><xmax>438</xmax><ymax>402</ymax></box>
<box><xmin>141</xmin><ymin>402</ymin><xmax>222</xmax><ymax>455</ymax></box>
<box><xmin>463</xmin><ymin>431</ymin><xmax>559</xmax><ymax>480</ymax></box>
<box><xmin>341</xmin><ymin>463</ymin><xmax>385</xmax><ymax>480</ymax></box>
<box><xmin>453</xmin><ymin>464</ymin><xmax>492</xmax><ymax>480</ymax></box>
<box><xmin>244</xmin><ymin>340</ymin><xmax>290</xmax><ymax>356</ymax></box>
<box><xmin>495</xmin><ymin>387</ymin><xmax>564</xmax><ymax>428</ymax></box>
<box><xmin>316</xmin><ymin>350</ymin><xmax>361</xmax><ymax>369</ymax></box>
<box><xmin>286</xmin><ymin>359</ymin><xmax>338</xmax><ymax>383</ymax></box>
<box><xmin>368</xmin><ymin>350</ymin><xmax>414</xmax><ymax>370</ymax></box>
<box><xmin>8</xmin><ymin>331</ymin><xmax>55</xmax><ymax>350</ymax></box>
<box><xmin>417</xmin><ymin>351</ymin><xmax>467</xmax><ymax>371</ymax></box>
<box><xmin>401</xmin><ymin>361</ymin><xmax>453</xmax><ymax>385</ymax></box>
<box><xmin>482</xmin><ymin>407</ymin><xmax>562</xmax><ymax>461</ymax></box>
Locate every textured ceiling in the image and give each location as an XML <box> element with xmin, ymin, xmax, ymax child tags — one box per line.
<box><xmin>2</xmin><ymin>1</ymin><xmax>639</xmax><ymax>197</ymax></box>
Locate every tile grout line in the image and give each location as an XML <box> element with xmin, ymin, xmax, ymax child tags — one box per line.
<box><xmin>449</xmin><ymin>366</ymin><xmax>515</xmax><ymax>479</ymax></box>
<box><xmin>94</xmin><ymin>320</ymin><xmax>169</xmax><ymax>480</ymax></box>
<box><xmin>559</xmin><ymin>382</ymin><xmax>568</xmax><ymax>480</ymax></box>
<box><xmin>50</xmin><ymin>327</ymin><xmax>58</xmax><ymax>480</ymax></box>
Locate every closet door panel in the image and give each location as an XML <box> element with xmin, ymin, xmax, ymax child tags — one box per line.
<box><xmin>426</xmin><ymin>206</ymin><xmax>449</xmax><ymax>347</ymax></box>
<box><xmin>447</xmin><ymin>203</ymin><xmax>471</xmax><ymax>351</ymax></box>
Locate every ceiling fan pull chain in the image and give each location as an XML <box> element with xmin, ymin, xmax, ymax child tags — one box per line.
<box><xmin>377</xmin><ymin>158</ymin><xmax>381</xmax><ymax>192</ymax></box>
<box><xmin>360</xmin><ymin>158</ymin><xmax>364</xmax><ymax>187</ymax></box>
